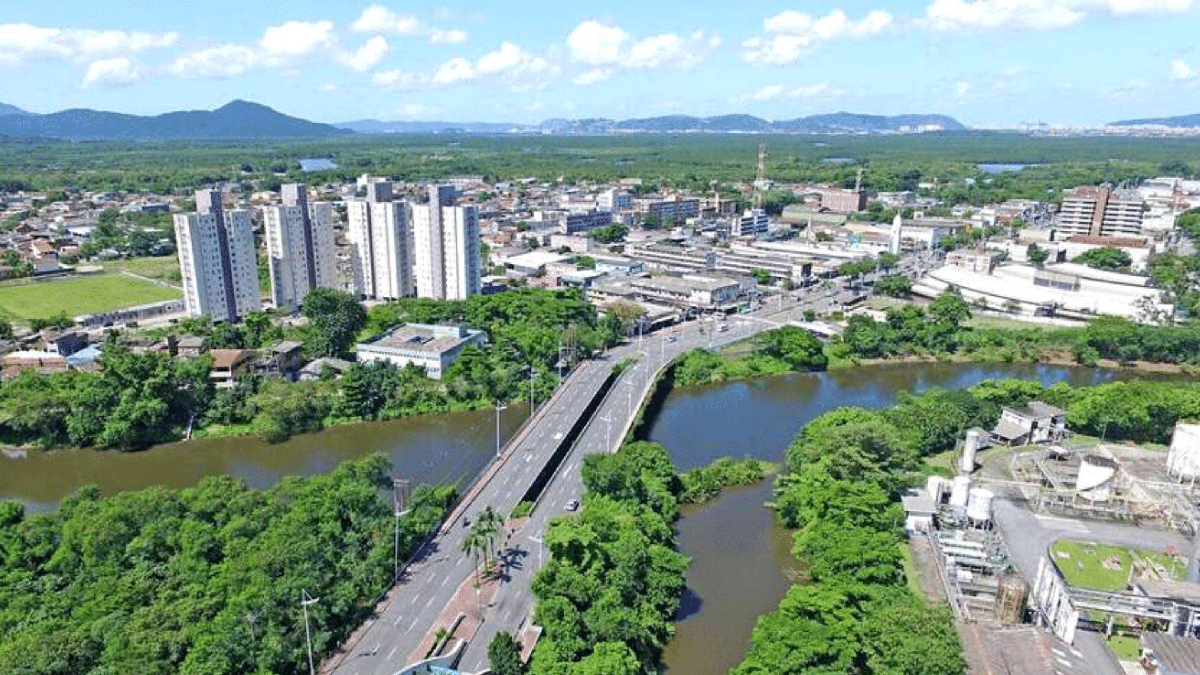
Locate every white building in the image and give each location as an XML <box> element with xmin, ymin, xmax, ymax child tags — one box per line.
<box><xmin>412</xmin><ymin>184</ymin><xmax>481</xmax><ymax>301</ymax></box>
<box><xmin>596</xmin><ymin>188</ymin><xmax>633</xmax><ymax>213</ymax></box>
<box><xmin>263</xmin><ymin>183</ymin><xmax>338</xmax><ymax>310</ymax></box>
<box><xmin>347</xmin><ymin>180</ymin><xmax>413</xmax><ymax>300</ymax></box>
<box><xmin>174</xmin><ymin>190</ymin><xmax>260</xmax><ymax>322</ymax></box>
<box><xmin>731</xmin><ymin>209</ymin><xmax>769</xmax><ymax>237</ymax></box>
<box><xmin>356</xmin><ymin>323</ymin><xmax>488</xmax><ymax>379</ymax></box>
<box><xmin>1057</xmin><ymin>186</ymin><xmax>1144</xmax><ymax>238</ymax></box>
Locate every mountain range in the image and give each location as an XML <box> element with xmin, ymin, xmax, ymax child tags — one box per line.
<box><xmin>0</xmin><ymin>99</ymin><xmax>966</xmax><ymax>139</ymax></box>
<box><xmin>1110</xmin><ymin>113</ymin><xmax>1200</xmax><ymax>127</ymax></box>
<box><xmin>0</xmin><ymin>100</ymin><xmax>351</xmax><ymax>140</ymax></box>
<box><xmin>338</xmin><ymin>112</ymin><xmax>966</xmax><ymax>135</ymax></box>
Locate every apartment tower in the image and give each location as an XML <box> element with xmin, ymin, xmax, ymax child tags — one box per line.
<box><xmin>347</xmin><ymin>180</ymin><xmax>412</xmax><ymax>300</ymax></box>
<box><xmin>174</xmin><ymin>190</ymin><xmax>260</xmax><ymax>322</ymax></box>
<box><xmin>412</xmin><ymin>184</ymin><xmax>480</xmax><ymax>300</ymax></box>
<box><xmin>263</xmin><ymin>183</ymin><xmax>337</xmax><ymax>310</ymax></box>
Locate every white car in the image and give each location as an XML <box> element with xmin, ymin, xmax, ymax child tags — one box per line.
<box><xmin>565</xmin><ymin>499</ymin><xmax>580</xmax><ymax>512</ymax></box>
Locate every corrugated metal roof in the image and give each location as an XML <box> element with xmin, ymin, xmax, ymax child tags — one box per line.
<box><xmin>1145</xmin><ymin>632</ymin><xmax>1200</xmax><ymax>674</ymax></box>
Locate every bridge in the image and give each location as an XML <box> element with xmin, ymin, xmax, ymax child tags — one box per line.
<box><xmin>322</xmin><ymin>294</ymin><xmax>845</xmax><ymax>675</ymax></box>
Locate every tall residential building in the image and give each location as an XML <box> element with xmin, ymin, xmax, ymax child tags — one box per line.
<box><xmin>1057</xmin><ymin>186</ymin><xmax>1145</xmax><ymax>237</ymax></box>
<box><xmin>174</xmin><ymin>190</ymin><xmax>260</xmax><ymax>322</ymax></box>
<box><xmin>412</xmin><ymin>184</ymin><xmax>481</xmax><ymax>300</ymax></box>
<box><xmin>596</xmin><ymin>188</ymin><xmax>633</xmax><ymax>213</ymax></box>
<box><xmin>263</xmin><ymin>184</ymin><xmax>337</xmax><ymax>310</ymax></box>
<box><xmin>347</xmin><ymin>180</ymin><xmax>412</xmax><ymax>300</ymax></box>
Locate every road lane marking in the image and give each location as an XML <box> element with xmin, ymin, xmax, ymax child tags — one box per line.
<box><xmin>387</xmin><ymin>646</ymin><xmax>399</xmax><ymax>661</ymax></box>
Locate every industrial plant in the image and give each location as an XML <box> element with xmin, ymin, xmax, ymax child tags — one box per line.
<box><xmin>904</xmin><ymin>410</ymin><xmax>1200</xmax><ymax>674</ymax></box>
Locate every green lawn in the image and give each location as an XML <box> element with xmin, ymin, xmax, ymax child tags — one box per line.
<box><xmin>1050</xmin><ymin>539</ymin><xmax>1187</xmax><ymax>591</ymax></box>
<box><xmin>1108</xmin><ymin>634</ymin><xmax>1141</xmax><ymax>661</ymax></box>
<box><xmin>101</xmin><ymin>256</ymin><xmax>181</xmax><ymax>283</ymax></box>
<box><xmin>0</xmin><ymin>274</ymin><xmax>181</xmax><ymax>323</ymax></box>
<box><xmin>898</xmin><ymin>542</ymin><xmax>923</xmax><ymax>597</ymax></box>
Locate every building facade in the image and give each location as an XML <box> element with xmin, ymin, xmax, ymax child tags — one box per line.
<box><xmin>596</xmin><ymin>188</ymin><xmax>633</xmax><ymax>213</ymax></box>
<box><xmin>1057</xmin><ymin>186</ymin><xmax>1144</xmax><ymax>238</ymax></box>
<box><xmin>731</xmin><ymin>209</ymin><xmax>770</xmax><ymax>237</ymax></box>
<box><xmin>347</xmin><ymin>180</ymin><xmax>412</xmax><ymax>300</ymax></box>
<box><xmin>263</xmin><ymin>183</ymin><xmax>338</xmax><ymax>310</ymax></box>
<box><xmin>819</xmin><ymin>188</ymin><xmax>868</xmax><ymax>213</ymax></box>
<box><xmin>174</xmin><ymin>190</ymin><xmax>260</xmax><ymax>322</ymax></box>
<box><xmin>356</xmin><ymin>323</ymin><xmax>487</xmax><ymax>379</ymax></box>
<box><xmin>561</xmin><ymin>210</ymin><xmax>613</xmax><ymax>235</ymax></box>
<box><xmin>412</xmin><ymin>184</ymin><xmax>481</xmax><ymax>300</ymax></box>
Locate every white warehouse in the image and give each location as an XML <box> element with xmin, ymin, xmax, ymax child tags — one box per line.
<box><xmin>355</xmin><ymin>323</ymin><xmax>488</xmax><ymax>379</ymax></box>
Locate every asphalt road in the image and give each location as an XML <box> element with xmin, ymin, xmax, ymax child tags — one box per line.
<box><xmin>327</xmin><ymin>296</ymin><xmax>818</xmax><ymax>675</ymax></box>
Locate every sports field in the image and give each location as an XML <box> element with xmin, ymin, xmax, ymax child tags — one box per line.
<box><xmin>0</xmin><ymin>274</ymin><xmax>181</xmax><ymax>323</ymax></box>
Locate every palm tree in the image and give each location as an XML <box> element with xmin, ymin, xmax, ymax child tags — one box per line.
<box><xmin>478</xmin><ymin>505</ymin><xmax>505</xmax><ymax>562</ymax></box>
<box><xmin>460</xmin><ymin>527</ymin><xmax>485</xmax><ymax>588</ymax></box>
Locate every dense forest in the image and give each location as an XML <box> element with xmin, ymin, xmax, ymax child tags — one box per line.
<box><xmin>0</xmin><ymin>288</ymin><xmax>619</xmax><ymax>450</ymax></box>
<box><xmin>528</xmin><ymin>441</ymin><xmax>688</xmax><ymax>675</ymax></box>
<box><xmin>0</xmin><ymin>455</ymin><xmax>456</xmax><ymax>675</ymax></box>
<box><xmin>3</xmin><ymin>133</ymin><xmax>1198</xmax><ymax>207</ymax></box>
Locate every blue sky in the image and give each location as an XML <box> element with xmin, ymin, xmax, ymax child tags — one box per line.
<box><xmin>2</xmin><ymin>0</ymin><xmax>1198</xmax><ymax>126</ymax></box>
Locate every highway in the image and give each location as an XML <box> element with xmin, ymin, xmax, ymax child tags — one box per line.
<box><xmin>325</xmin><ymin>282</ymin><xmax>875</xmax><ymax>675</ymax></box>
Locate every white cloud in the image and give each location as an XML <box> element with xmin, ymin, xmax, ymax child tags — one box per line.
<box><xmin>318</xmin><ymin>82</ymin><xmax>341</xmax><ymax>92</ymax></box>
<box><xmin>567</xmin><ymin>21</ymin><xmax>631</xmax><ymax>65</ymax></box>
<box><xmin>372</xmin><ymin>68</ymin><xmax>425</xmax><ymax>89</ymax></box>
<box><xmin>340</xmin><ymin>36</ymin><xmax>389</xmax><ymax>72</ymax></box>
<box><xmin>741</xmin><ymin>9</ymin><xmax>893</xmax><ymax>65</ymax></box>
<box><xmin>81</xmin><ymin>56</ymin><xmax>140</xmax><ymax>88</ymax></box>
<box><xmin>624</xmin><ymin>31</ymin><xmax>716</xmax><ymax>69</ymax></box>
<box><xmin>260</xmin><ymin>20</ymin><xmax>333</xmax><ymax>57</ymax></box>
<box><xmin>429</xmin><ymin>28</ymin><xmax>469</xmax><ymax>45</ymax></box>
<box><xmin>956</xmin><ymin>81</ymin><xmax>971</xmax><ymax>97</ymax></box>
<box><xmin>730</xmin><ymin>82</ymin><xmax>841</xmax><ymax>103</ymax></box>
<box><xmin>168</xmin><ymin>44</ymin><xmax>258</xmax><ymax>78</ymax></box>
<box><xmin>432</xmin><ymin>57</ymin><xmax>475</xmax><ymax>84</ymax></box>
<box><xmin>0</xmin><ymin>24</ymin><xmax>177</xmax><ymax>65</ymax></box>
<box><xmin>352</xmin><ymin>5</ymin><xmax>423</xmax><ymax>35</ymax></box>
<box><xmin>477</xmin><ymin>40</ymin><xmax>553</xmax><ymax>79</ymax></box>
<box><xmin>1171</xmin><ymin>58</ymin><xmax>1197</xmax><ymax>81</ymax></box>
<box><xmin>922</xmin><ymin>0</ymin><xmax>1193</xmax><ymax>32</ymax></box>
<box><xmin>573</xmin><ymin>67</ymin><xmax>612</xmax><ymax>85</ymax></box>
<box><xmin>396</xmin><ymin>102</ymin><xmax>435</xmax><ymax>117</ymax></box>
<box><xmin>565</xmin><ymin>20</ymin><xmax>717</xmax><ymax>83</ymax></box>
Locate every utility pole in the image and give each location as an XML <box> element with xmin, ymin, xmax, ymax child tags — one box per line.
<box><xmin>495</xmin><ymin>402</ymin><xmax>507</xmax><ymax>456</ymax></box>
<box><xmin>300</xmin><ymin>590</ymin><xmax>319</xmax><ymax>675</ymax></box>
<box><xmin>392</xmin><ymin>478</ymin><xmax>410</xmax><ymax>582</ymax></box>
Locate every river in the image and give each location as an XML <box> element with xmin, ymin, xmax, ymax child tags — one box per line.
<box><xmin>0</xmin><ymin>361</ymin><xmax>1159</xmax><ymax>671</ymax></box>
<box><xmin>647</xmin><ymin>362</ymin><xmax>1148</xmax><ymax>675</ymax></box>
<box><xmin>0</xmin><ymin>406</ymin><xmax>528</xmax><ymax>514</ymax></box>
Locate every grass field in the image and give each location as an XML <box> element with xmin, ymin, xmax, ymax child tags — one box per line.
<box><xmin>101</xmin><ymin>256</ymin><xmax>181</xmax><ymax>283</ymax></box>
<box><xmin>1050</xmin><ymin>539</ymin><xmax>1187</xmax><ymax>591</ymax></box>
<box><xmin>1108</xmin><ymin>634</ymin><xmax>1141</xmax><ymax>661</ymax></box>
<box><xmin>0</xmin><ymin>274</ymin><xmax>181</xmax><ymax>323</ymax></box>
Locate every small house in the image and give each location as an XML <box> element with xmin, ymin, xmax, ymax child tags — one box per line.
<box><xmin>209</xmin><ymin>349</ymin><xmax>254</xmax><ymax>388</ymax></box>
<box><xmin>992</xmin><ymin>401</ymin><xmax>1067</xmax><ymax>445</ymax></box>
<box><xmin>176</xmin><ymin>336</ymin><xmax>207</xmax><ymax>358</ymax></box>
<box><xmin>260</xmin><ymin>340</ymin><xmax>305</xmax><ymax>379</ymax></box>
<box><xmin>298</xmin><ymin>356</ymin><xmax>353</xmax><ymax>381</ymax></box>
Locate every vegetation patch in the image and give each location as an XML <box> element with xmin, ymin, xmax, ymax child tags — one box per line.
<box><xmin>0</xmin><ymin>274</ymin><xmax>180</xmax><ymax>323</ymax></box>
<box><xmin>679</xmin><ymin>456</ymin><xmax>774</xmax><ymax>505</ymax></box>
<box><xmin>1050</xmin><ymin>539</ymin><xmax>1186</xmax><ymax>592</ymax></box>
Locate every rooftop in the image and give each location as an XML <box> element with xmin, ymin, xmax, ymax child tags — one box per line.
<box><xmin>360</xmin><ymin>323</ymin><xmax>485</xmax><ymax>354</ymax></box>
<box><xmin>1144</xmin><ymin>632</ymin><xmax>1200</xmax><ymax>675</ymax></box>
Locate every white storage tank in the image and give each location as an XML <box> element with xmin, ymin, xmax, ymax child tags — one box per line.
<box><xmin>926</xmin><ymin>475</ymin><xmax>948</xmax><ymax>503</ymax></box>
<box><xmin>966</xmin><ymin>488</ymin><xmax>994</xmax><ymax>523</ymax></box>
<box><xmin>1076</xmin><ymin>455</ymin><xmax>1117</xmax><ymax>502</ymax></box>
<box><xmin>960</xmin><ymin>429</ymin><xmax>984</xmax><ymax>473</ymax></box>
<box><xmin>1168</xmin><ymin>423</ymin><xmax>1200</xmax><ymax>480</ymax></box>
<box><xmin>949</xmin><ymin>476</ymin><xmax>970</xmax><ymax>509</ymax></box>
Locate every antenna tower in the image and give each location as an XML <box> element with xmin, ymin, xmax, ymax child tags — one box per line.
<box><xmin>753</xmin><ymin>142</ymin><xmax>768</xmax><ymax>210</ymax></box>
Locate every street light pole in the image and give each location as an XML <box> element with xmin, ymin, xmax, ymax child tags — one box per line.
<box><xmin>495</xmin><ymin>402</ymin><xmax>507</xmax><ymax>456</ymax></box>
<box><xmin>300</xmin><ymin>590</ymin><xmax>319</xmax><ymax>675</ymax></box>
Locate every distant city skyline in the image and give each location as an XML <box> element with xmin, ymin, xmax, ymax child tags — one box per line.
<box><xmin>4</xmin><ymin>0</ymin><xmax>1200</xmax><ymax>127</ymax></box>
